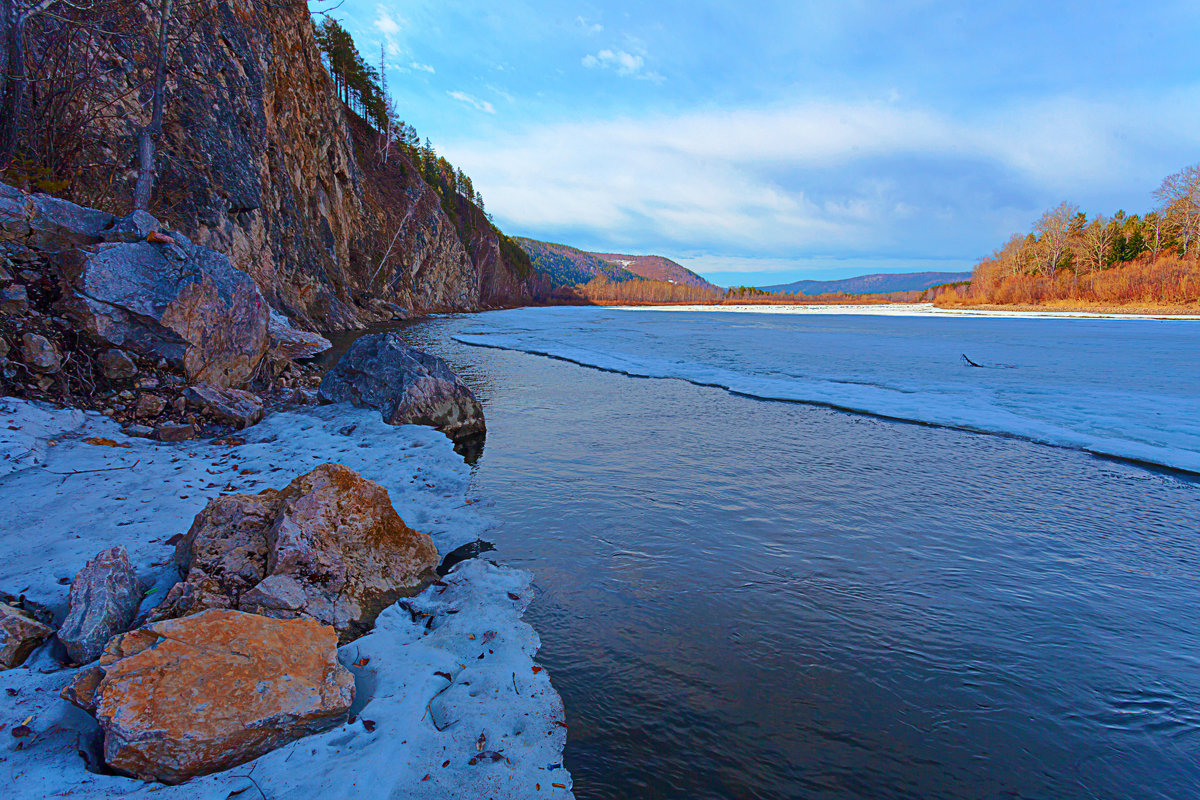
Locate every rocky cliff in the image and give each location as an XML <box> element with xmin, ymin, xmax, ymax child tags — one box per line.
<box><xmin>15</xmin><ymin>0</ymin><xmax>543</xmax><ymax>330</ymax></box>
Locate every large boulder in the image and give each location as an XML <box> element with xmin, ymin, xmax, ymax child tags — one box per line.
<box><xmin>152</xmin><ymin>463</ymin><xmax>438</xmax><ymax>643</ymax></box>
<box><xmin>65</xmin><ymin>234</ymin><xmax>271</xmax><ymax>388</ymax></box>
<box><xmin>0</xmin><ymin>602</ymin><xmax>54</xmax><ymax>668</ymax></box>
<box><xmin>58</xmin><ymin>546</ymin><xmax>141</xmax><ymax>665</ymax></box>
<box><xmin>318</xmin><ymin>333</ymin><xmax>485</xmax><ymax>441</ymax></box>
<box><xmin>63</xmin><ymin>609</ymin><xmax>354</xmax><ymax>784</ymax></box>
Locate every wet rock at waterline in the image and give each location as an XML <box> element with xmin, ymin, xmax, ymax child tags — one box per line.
<box><xmin>0</xmin><ymin>602</ymin><xmax>54</xmax><ymax>668</ymax></box>
<box><xmin>318</xmin><ymin>332</ymin><xmax>486</xmax><ymax>443</ymax></box>
<box><xmin>57</xmin><ymin>545</ymin><xmax>141</xmax><ymax>665</ymax></box>
<box><xmin>152</xmin><ymin>463</ymin><xmax>439</xmax><ymax>643</ymax></box>
<box><xmin>63</xmin><ymin>609</ymin><xmax>354</xmax><ymax>784</ymax></box>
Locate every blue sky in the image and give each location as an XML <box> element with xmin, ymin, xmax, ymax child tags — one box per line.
<box><xmin>310</xmin><ymin>0</ymin><xmax>1200</xmax><ymax>285</ymax></box>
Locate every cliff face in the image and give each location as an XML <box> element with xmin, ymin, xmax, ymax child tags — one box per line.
<box><xmin>76</xmin><ymin>0</ymin><xmax>540</xmax><ymax>330</ymax></box>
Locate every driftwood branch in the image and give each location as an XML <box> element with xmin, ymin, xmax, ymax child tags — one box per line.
<box><xmin>44</xmin><ymin>459</ymin><xmax>140</xmax><ymax>476</ymax></box>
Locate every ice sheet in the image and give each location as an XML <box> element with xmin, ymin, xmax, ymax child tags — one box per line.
<box><xmin>454</xmin><ymin>306</ymin><xmax>1200</xmax><ymax>474</ymax></box>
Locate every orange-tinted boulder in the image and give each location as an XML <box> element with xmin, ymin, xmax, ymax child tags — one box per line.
<box><xmin>0</xmin><ymin>602</ymin><xmax>53</xmax><ymax>668</ymax></box>
<box><xmin>66</xmin><ymin>609</ymin><xmax>353</xmax><ymax>784</ymax></box>
<box><xmin>153</xmin><ymin>464</ymin><xmax>438</xmax><ymax>643</ymax></box>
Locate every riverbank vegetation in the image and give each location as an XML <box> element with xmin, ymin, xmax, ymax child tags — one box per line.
<box><xmin>936</xmin><ymin>165</ymin><xmax>1200</xmax><ymax>312</ymax></box>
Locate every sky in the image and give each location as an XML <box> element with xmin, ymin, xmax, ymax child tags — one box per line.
<box><xmin>310</xmin><ymin>0</ymin><xmax>1200</xmax><ymax>286</ymax></box>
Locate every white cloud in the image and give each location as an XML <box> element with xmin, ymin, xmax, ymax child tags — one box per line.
<box><xmin>582</xmin><ymin>49</ymin><xmax>646</xmax><ymax>77</ymax></box>
<box><xmin>438</xmin><ymin>89</ymin><xmax>1200</xmax><ymax>260</ymax></box>
<box><xmin>410</xmin><ymin>62</ymin><xmax>435</xmax><ymax>74</ymax></box>
<box><xmin>447</xmin><ymin>91</ymin><xmax>496</xmax><ymax>115</ymax></box>
<box><xmin>373</xmin><ymin>7</ymin><xmax>405</xmax><ymax>56</ymax></box>
<box><xmin>576</xmin><ymin>16</ymin><xmax>603</xmax><ymax>34</ymax></box>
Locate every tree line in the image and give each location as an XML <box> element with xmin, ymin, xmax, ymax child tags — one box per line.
<box><xmin>943</xmin><ymin>164</ymin><xmax>1200</xmax><ymax>309</ymax></box>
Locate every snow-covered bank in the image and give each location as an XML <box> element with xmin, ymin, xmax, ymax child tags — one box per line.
<box><xmin>0</xmin><ymin>398</ymin><xmax>573</xmax><ymax>798</ymax></box>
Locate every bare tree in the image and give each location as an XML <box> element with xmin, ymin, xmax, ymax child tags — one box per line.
<box><xmin>0</xmin><ymin>0</ymin><xmax>76</xmax><ymax>166</ymax></box>
<box><xmin>131</xmin><ymin>0</ymin><xmax>171</xmax><ymax>210</ymax></box>
<box><xmin>1080</xmin><ymin>215</ymin><xmax>1112</xmax><ymax>274</ymax></box>
<box><xmin>1154</xmin><ymin>164</ymin><xmax>1200</xmax><ymax>258</ymax></box>
<box><xmin>1033</xmin><ymin>201</ymin><xmax>1079</xmax><ymax>275</ymax></box>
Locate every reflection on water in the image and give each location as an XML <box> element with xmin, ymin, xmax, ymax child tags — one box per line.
<box><xmin>358</xmin><ymin>314</ymin><xmax>1200</xmax><ymax>800</ymax></box>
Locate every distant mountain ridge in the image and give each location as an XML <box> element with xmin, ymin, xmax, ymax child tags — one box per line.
<box><xmin>761</xmin><ymin>271</ymin><xmax>972</xmax><ymax>295</ymax></box>
<box><xmin>590</xmin><ymin>253</ymin><xmax>719</xmax><ymax>290</ymax></box>
<box><xmin>516</xmin><ymin>238</ymin><xmax>638</xmax><ymax>286</ymax></box>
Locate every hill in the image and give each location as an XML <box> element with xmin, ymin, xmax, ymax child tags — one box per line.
<box><xmin>516</xmin><ymin>239</ymin><xmax>638</xmax><ymax>286</ymax></box>
<box><xmin>590</xmin><ymin>254</ymin><xmax>719</xmax><ymax>290</ymax></box>
<box><xmin>761</xmin><ymin>271</ymin><xmax>972</xmax><ymax>295</ymax></box>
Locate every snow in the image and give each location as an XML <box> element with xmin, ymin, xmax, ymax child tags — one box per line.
<box><xmin>0</xmin><ymin>398</ymin><xmax>573</xmax><ymax>798</ymax></box>
<box><xmin>454</xmin><ymin>305</ymin><xmax>1200</xmax><ymax>475</ymax></box>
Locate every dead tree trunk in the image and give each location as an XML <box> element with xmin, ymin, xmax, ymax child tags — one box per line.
<box><xmin>132</xmin><ymin>0</ymin><xmax>173</xmax><ymax>211</ymax></box>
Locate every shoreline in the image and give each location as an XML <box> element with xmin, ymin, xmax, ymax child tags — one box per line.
<box><xmin>0</xmin><ymin>398</ymin><xmax>573</xmax><ymax>798</ymax></box>
<box><xmin>511</xmin><ymin>299</ymin><xmax>1200</xmax><ymax>317</ymax></box>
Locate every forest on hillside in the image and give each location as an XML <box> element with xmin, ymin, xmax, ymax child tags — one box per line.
<box><xmin>938</xmin><ymin>164</ymin><xmax>1200</xmax><ymax>311</ymax></box>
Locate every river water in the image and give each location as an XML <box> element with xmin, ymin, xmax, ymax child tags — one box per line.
<box><xmin>357</xmin><ymin>306</ymin><xmax>1200</xmax><ymax>800</ymax></box>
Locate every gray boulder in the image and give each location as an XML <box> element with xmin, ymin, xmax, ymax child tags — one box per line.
<box><xmin>98</xmin><ymin>348</ymin><xmax>138</xmax><ymax>380</ymax></box>
<box><xmin>66</xmin><ymin>235</ymin><xmax>271</xmax><ymax>388</ymax></box>
<box><xmin>101</xmin><ymin>210</ymin><xmax>161</xmax><ymax>243</ymax></box>
<box><xmin>0</xmin><ymin>183</ymin><xmax>114</xmax><ymax>252</ymax></box>
<box><xmin>268</xmin><ymin>309</ymin><xmax>331</xmax><ymax>360</ymax></box>
<box><xmin>0</xmin><ymin>284</ymin><xmax>28</xmax><ymax>314</ymax></box>
<box><xmin>184</xmin><ymin>383</ymin><xmax>265</xmax><ymax>428</ymax></box>
<box><xmin>21</xmin><ymin>332</ymin><xmax>61</xmax><ymax>373</ymax></box>
<box><xmin>318</xmin><ymin>333</ymin><xmax>485</xmax><ymax>441</ymax></box>
<box><xmin>58</xmin><ymin>546</ymin><xmax>141</xmax><ymax>665</ymax></box>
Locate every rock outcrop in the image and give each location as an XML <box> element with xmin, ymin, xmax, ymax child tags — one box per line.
<box><xmin>7</xmin><ymin>1</ymin><xmax>547</xmax><ymax>329</ymax></box>
<box><xmin>64</xmin><ymin>609</ymin><xmax>354</xmax><ymax>783</ymax></box>
<box><xmin>0</xmin><ymin>603</ymin><xmax>54</xmax><ymax>668</ymax></box>
<box><xmin>318</xmin><ymin>333</ymin><xmax>485</xmax><ymax>442</ymax></box>
<box><xmin>152</xmin><ymin>463</ymin><xmax>438</xmax><ymax>643</ymax></box>
<box><xmin>1</xmin><ymin>183</ymin><xmax>328</xmax><ymax>392</ymax></box>
<box><xmin>57</xmin><ymin>546</ymin><xmax>141</xmax><ymax>665</ymax></box>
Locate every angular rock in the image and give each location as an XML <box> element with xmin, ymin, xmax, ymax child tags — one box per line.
<box><xmin>152</xmin><ymin>463</ymin><xmax>438</xmax><ymax>643</ymax></box>
<box><xmin>98</xmin><ymin>348</ymin><xmax>138</xmax><ymax>380</ymax></box>
<box><xmin>184</xmin><ymin>383</ymin><xmax>265</xmax><ymax>428</ymax></box>
<box><xmin>64</xmin><ymin>609</ymin><xmax>353</xmax><ymax>784</ymax></box>
<box><xmin>0</xmin><ymin>184</ymin><xmax>113</xmax><ymax>251</ymax></box>
<box><xmin>154</xmin><ymin>421</ymin><xmax>197</xmax><ymax>442</ymax></box>
<box><xmin>0</xmin><ymin>602</ymin><xmax>54</xmax><ymax>668</ymax></box>
<box><xmin>21</xmin><ymin>332</ymin><xmax>61</xmax><ymax>373</ymax></box>
<box><xmin>268</xmin><ymin>309</ymin><xmax>331</xmax><ymax>360</ymax></box>
<box><xmin>124</xmin><ymin>423</ymin><xmax>154</xmax><ymax>438</ymax></box>
<box><xmin>134</xmin><ymin>393</ymin><xmax>167</xmax><ymax>419</ymax></box>
<box><xmin>58</xmin><ymin>546</ymin><xmax>141</xmax><ymax>665</ymax></box>
<box><xmin>0</xmin><ymin>284</ymin><xmax>28</xmax><ymax>314</ymax></box>
<box><xmin>101</xmin><ymin>210</ymin><xmax>161</xmax><ymax>244</ymax></box>
<box><xmin>318</xmin><ymin>333</ymin><xmax>485</xmax><ymax>442</ymax></box>
<box><xmin>66</xmin><ymin>237</ymin><xmax>271</xmax><ymax>388</ymax></box>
